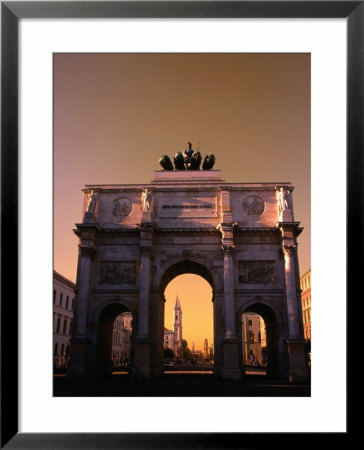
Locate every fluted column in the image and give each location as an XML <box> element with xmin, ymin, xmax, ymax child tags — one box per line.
<box><xmin>137</xmin><ymin>246</ymin><xmax>151</xmax><ymax>337</ymax></box>
<box><xmin>222</xmin><ymin>244</ymin><xmax>236</xmax><ymax>339</ymax></box>
<box><xmin>283</xmin><ymin>244</ymin><xmax>300</xmax><ymax>338</ymax></box>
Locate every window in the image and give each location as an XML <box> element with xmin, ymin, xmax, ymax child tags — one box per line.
<box><xmin>53</xmin><ymin>290</ymin><xmax>57</xmax><ymax>304</ymax></box>
<box><xmin>54</xmin><ymin>343</ymin><xmax>58</xmax><ymax>356</ymax></box>
<box><xmin>65</xmin><ymin>296</ymin><xmax>69</xmax><ymax>309</ymax></box>
<box><xmin>248</xmin><ymin>320</ymin><xmax>252</xmax><ymax>326</ymax></box>
<box><xmin>61</xmin><ymin>343</ymin><xmax>64</xmax><ymax>355</ymax></box>
<box><xmin>56</xmin><ymin>317</ymin><xmax>61</xmax><ymax>333</ymax></box>
<box><xmin>248</xmin><ymin>331</ymin><xmax>254</xmax><ymax>343</ymax></box>
<box><xmin>72</xmin><ymin>298</ymin><xmax>75</xmax><ymax>310</ymax></box>
<box><xmin>59</xmin><ymin>293</ymin><xmax>63</xmax><ymax>307</ymax></box>
<box><xmin>63</xmin><ymin>319</ymin><xmax>68</xmax><ymax>334</ymax></box>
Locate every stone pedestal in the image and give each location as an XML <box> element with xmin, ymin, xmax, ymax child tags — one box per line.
<box><xmin>280</xmin><ymin>209</ymin><xmax>293</xmax><ymax>222</ymax></box>
<box><xmin>131</xmin><ymin>338</ymin><xmax>152</xmax><ymax>379</ymax></box>
<box><xmin>141</xmin><ymin>210</ymin><xmax>152</xmax><ymax>223</ymax></box>
<box><xmin>67</xmin><ymin>337</ymin><xmax>91</xmax><ymax>378</ymax></box>
<box><xmin>222</xmin><ymin>338</ymin><xmax>241</xmax><ymax>380</ymax></box>
<box><xmin>83</xmin><ymin>211</ymin><xmax>95</xmax><ymax>224</ymax></box>
<box><xmin>287</xmin><ymin>339</ymin><xmax>308</xmax><ymax>382</ymax></box>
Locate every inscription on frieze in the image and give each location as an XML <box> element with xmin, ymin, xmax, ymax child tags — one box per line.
<box><xmin>238</xmin><ymin>261</ymin><xmax>276</xmax><ymax>284</ymax></box>
<box><xmin>158</xmin><ymin>196</ymin><xmax>217</xmax><ymax>218</ymax></box>
<box><xmin>160</xmin><ymin>249</ymin><xmax>222</xmax><ymax>261</ymax></box>
<box><xmin>99</xmin><ymin>262</ymin><xmax>136</xmax><ymax>285</ymax></box>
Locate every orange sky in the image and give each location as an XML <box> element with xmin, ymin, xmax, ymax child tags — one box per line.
<box><xmin>54</xmin><ymin>53</ymin><xmax>310</xmax><ymax>351</ymax></box>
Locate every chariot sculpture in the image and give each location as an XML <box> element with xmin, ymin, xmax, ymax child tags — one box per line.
<box><xmin>159</xmin><ymin>142</ymin><xmax>215</xmax><ymax>171</ymax></box>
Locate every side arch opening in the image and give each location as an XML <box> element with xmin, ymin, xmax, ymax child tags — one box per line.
<box><xmin>95</xmin><ymin>302</ymin><xmax>133</xmax><ymax>376</ymax></box>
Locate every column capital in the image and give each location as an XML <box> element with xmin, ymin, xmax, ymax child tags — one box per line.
<box><xmin>221</xmin><ymin>244</ymin><xmax>235</xmax><ymax>254</ymax></box>
<box><xmin>78</xmin><ymin>244</ymin><xmax>95</xmax><ymax>256</ymax></box>
<box><xmin>283</xmin><ymin>244</ymin><xmax>296</xmax><ymax>255</ymax></box>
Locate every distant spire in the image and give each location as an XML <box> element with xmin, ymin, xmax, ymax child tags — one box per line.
<box><xmin>174</xmin><ymin>294</ymin><xmax>181</xmax><ymax>310</ymax></box>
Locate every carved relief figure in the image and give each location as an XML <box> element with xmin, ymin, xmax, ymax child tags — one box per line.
<box><xmin>99</xmin><ymin>262</ymin><xmax>136</xmax><ymax>284</ymax></box>
<box><xmin>242</xmin><ymin>196</ymin><xmax>265</xmax><ymax>216</ymax></box>
<box><xmin>112</xmin><ymin>197</ymin><xmax>132</xmax><ymax>218</ymax></box>
<box><xmin>238</xmin><ymin>261</ymin><xmax>277</xmax><ymax>284</ymax></box>
<box><xmin>141</xmin><ymin>188</ymin><xmax>152</xmax><ymax>212</ymax></box>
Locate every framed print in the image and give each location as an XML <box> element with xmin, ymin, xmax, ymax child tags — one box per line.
<box><xmin>2</xmin><ymin>1</ymin><xmax>359</xmax><ymax>448</ymax></box>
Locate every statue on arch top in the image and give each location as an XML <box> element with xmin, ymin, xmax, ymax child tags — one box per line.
<box><xmin>159</xmin><ymin>142</ymin><xmax>216</xmax><ymax>171</ymax></box>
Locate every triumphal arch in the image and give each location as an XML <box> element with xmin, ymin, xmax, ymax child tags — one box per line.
<box><xmin>68</xmin><ymin>148</ymin><xmax>308</xmax><ymax>382</ymax></box>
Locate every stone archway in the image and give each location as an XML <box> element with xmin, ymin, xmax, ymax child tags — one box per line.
<box><xmin>93</xmin><ymin>302</ymin><xmax>133</xmax><ymax>376</ymax></box>
<box><xmin>156</xmin><ymin>258</ymin><xmax>217</xmax><ymax>375</ymax></box>
<box><xmin>68</xmin><ymin>168</ymin><xmax>308</xmax><ymax>382</ymax></box>
<box><xmin>238</xmin><ymin>301</ymin><xmax>289</xmax><ymax>379</ymax></box>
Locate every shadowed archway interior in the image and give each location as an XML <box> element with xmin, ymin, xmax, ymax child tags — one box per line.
<box><xmin>96</xmin><ymin>303</ymin><xmax>132</xmax><ymax>375</ymax></box>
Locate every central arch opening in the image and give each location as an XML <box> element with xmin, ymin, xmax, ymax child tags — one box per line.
<box><xmin>160</xmin><ymin>260</ymin><xmax>215</xmax><ymax>373</ymax></box>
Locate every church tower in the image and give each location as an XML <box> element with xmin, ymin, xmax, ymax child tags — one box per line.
<box><xmin>173</xmin><ymin>295</ymin><xmax>183</xmax><ymax>358</ymax></box>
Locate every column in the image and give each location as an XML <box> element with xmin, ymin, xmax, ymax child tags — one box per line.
<box><xmin>283</xmin><ymin>244</ymin><xmax>300</xmax><ymax>338</ymax></box>
<box><xmin>132</xmin><ymin>224</ymin><xmax>153</xmax><ymax>379</ymax></box>
<box><xmin>217</xmin><ymin>217</ymin><xmax>241</xmax><ymax>379</ymax></box>
<box><xmin>222</xmin><ymin>244</ymin><xmax>236</xmax><ymax>339</ymax></box>
<box><xmin>137</xmin><ymin>246</ymin><xmax>151</xmax><ymax>338</ymax></box>
<box><xmin>67</xmin><ymin>223</ymin><xmax>99</xmax><ymax>378</ymax></box>
<box><xmin>75</xmin><ymin>244</ymin><xmax>94</xmax><ymax>336</ymax></box>
<box><xmin>277</xmin><ymin>226</ymin><xmax>308</xmax><ymax>382</ymax></box>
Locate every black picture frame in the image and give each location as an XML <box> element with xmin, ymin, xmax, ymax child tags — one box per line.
<box><xmin>1</xmin><ymin>1</ymin><xmax>358</xmax><ymax>448</ymax></box>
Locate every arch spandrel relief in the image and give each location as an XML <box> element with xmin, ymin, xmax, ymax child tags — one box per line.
<box><xmin>238</xmin><ymin>260</ymin><xmax>277</xmax><ymax>285</ymax></box>
<box><xmin>98</xmin><ymin>261</ymin><xmax>137</xmax><ymax>285</ymax></box>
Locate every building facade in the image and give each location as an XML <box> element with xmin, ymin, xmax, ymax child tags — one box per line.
<box><xmin>68</xmin><ymin>163</ymin><xmax>307</xmax><ymax>381</ymax></box>
<box><xmin>111</xmin><ymin>312</ymin><xmax>132</xmax><ymax>363</ymax></box>
<box><xmin>53</xmin><ymin>270</ymin><xmax>75</xmax><ymax>368</ymax></box>
<box><xmin>241</xmin><ymin>313</ymin><xmax>263</xmax><ymax>365</ymax></box>
<box><xmin>300</xmin><ymin>269</ymin><xmax>311</xmax><ymax>342</ymax></box>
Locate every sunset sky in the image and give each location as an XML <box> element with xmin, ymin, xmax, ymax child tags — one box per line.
<box><xmin>54</xmin><ymin>53</ymin><xmax>310</xmax><ymax>351</ymax></box>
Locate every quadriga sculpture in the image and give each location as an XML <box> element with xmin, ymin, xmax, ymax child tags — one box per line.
<box><xmin>174</xmin><ymin>152</ymin><xmax>185</xmax><ymax>170</ymax></box>
<box><xmin>159</xmin><ymin>144</ymin><xmax>215</xmax><ymax>171</ymax></box>
<box><xmin>159</xmin><ymin>155</ymin><xmax>174</xmax><ymax>171</ymax></box>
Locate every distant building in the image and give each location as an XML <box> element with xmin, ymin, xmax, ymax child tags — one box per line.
<box><xmin>164</xmin><ymin>295</ymin><xmax>183</xmax><ymax>358</ymax></box>
<box><xmin>241</xmin><ymin>313</ymin><xmax>263</xmax><ymax>365</ymax></box>
<box><xmin>300</xmin><ymin>269</ymin><xmax>311</xmax><ymax>342</ymax></box>
<box><xmin>164</xmin><ymin>327</ymin><xmax>174</xmax><ymax>349</ymax></box>
<box><xmin>111</xmin><ymin>312</ymin><xmax>132</xmax><ymax>363</ymax></box>
<box><xmin>53</xmin><ymin>270</ymin><xmax>75</xmax><ymax>368</ymax></box>
<box><xmin>203</xmin><ymin>339</ymin><xmax>209</xmax><ymax>358</ymax></box>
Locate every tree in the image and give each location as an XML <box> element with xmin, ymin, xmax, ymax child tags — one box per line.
<box><xmin>164</xmin><ymin>348</ymin><xmax>175</xmax><ymax>360</ymax></box>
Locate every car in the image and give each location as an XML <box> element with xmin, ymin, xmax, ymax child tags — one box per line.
<box><xmin>164</xmin><ymin>361</ymin><xmax>174</xmax><ymax>367</ymax></box>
